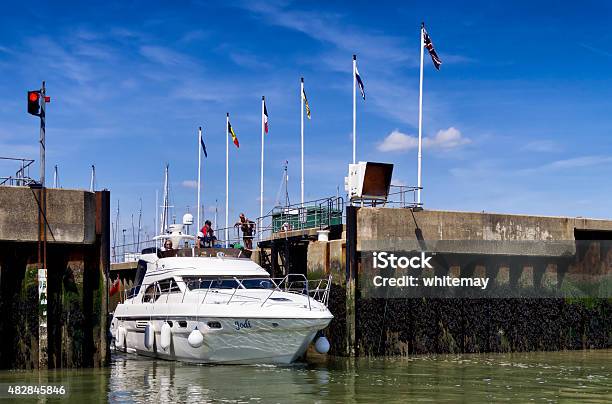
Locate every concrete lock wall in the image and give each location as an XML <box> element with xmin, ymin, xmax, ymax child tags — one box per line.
<box><xmin>0</xmin><ymin>187</ymin><xmax>96</xmax><ymax>244</ymax></box>
<box><xmin>356</xmin><ymin>208</ymin><xmax>612</xmax><ymax>248</ymax></box>
<box><xmin>303</xmin><ymin>207</ymin><xmax>612</xmax><ymax>357</ymax></box>
<box><xmin>0</xmin><ymin>187</ymin><xmax>109</xmax><ymax>369</ymax></box>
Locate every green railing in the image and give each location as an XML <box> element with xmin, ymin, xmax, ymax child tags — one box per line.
<box><xmin>257</xmin><ymin>196</ymin><xmax>344</xmax><ymax>239</ymax></box>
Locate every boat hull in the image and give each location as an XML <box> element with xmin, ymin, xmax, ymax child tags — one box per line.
<box><xmin>113</xmin><ymin>317</ymin><xmax>331</xmax><ymax>364</ymax></box>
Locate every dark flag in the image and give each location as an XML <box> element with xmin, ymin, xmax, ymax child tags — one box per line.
<box><xmin>200</xmin><ymin>135</ymin><xmax>207</xmax><ymax>158</ymax></box>
<box><xmin>355</xmin><ymin>65</ymin><xmax>365</xmax><ymax>100</ymax></box>
<box><xmin>422</xmin><ymin>24</ymin><xmax>442</xmax><ymax>70</ymax></box>
<box><xmin>263</xmin><ymin>100</ymin><xmax>269</xmax><ymax>133</ymax></box>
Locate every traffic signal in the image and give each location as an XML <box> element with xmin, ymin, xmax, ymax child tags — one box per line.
<box><xmin>28</xmin><ymin>90</ymin><xmax>41</xmax><ymax>116</ymax></box>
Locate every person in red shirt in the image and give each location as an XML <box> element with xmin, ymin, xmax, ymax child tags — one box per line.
<box><xmin>199</xmin><ymin>220</ymin><xmax>216</xmax><ymax>247</ymax></box>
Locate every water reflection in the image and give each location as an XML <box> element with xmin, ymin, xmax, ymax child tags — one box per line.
<box><xmin>0</xmin><ymin>350</ymin><xmax>609</xmax><ymax>402</ymax></box>
<box><xmin>109</xmin><ymin>354</ymin><xmax>325</xmax><ymax>402</ymax></box>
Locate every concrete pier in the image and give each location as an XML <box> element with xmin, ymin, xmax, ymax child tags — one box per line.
<box><xmin>0</xmin><ymin>186</ymin><xmax>110</xmax><ymax>369</ymax></box>
<box><xmin>257</xmin><ymin>207</ymin><xmax>612</xmax><ymax>356</ymax></box>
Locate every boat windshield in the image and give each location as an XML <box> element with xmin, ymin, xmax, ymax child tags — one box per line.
<box><xmin>183</xmin><ymin>277</ymin><xmax>274</xmax><ymax>290</ymax></box>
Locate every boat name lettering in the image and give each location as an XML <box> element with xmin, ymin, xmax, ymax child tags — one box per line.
<box><xmin>234</xmin><ymin>319</ymin><xmax>252</xmax><ymax>331</ymax></box>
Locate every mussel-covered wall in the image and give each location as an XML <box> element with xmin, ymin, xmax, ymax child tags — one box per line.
<box><xmin>356</xmin><ymin>298</ymin><xmax>610</xmax><ymax>356</ymax></box>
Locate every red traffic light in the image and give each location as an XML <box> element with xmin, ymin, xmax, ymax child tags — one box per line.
<box><xmin>27</xmin><ymin>90</ymin><xmax>41</xmax><ymax>116</ymax></box>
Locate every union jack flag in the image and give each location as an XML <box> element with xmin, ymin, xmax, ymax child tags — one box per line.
<box><xmin>422</xmin><ymin>24</ymin><xmax>442</xmax><ymax>70</ymax></box>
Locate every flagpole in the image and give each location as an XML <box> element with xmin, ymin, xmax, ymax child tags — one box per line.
<box><xmin>352</xmin><ymin>55</ymin><xmax>357</xmax><ymax>165</ymax></box>
<box><xmin>300</xmin><ymin>77</ymin><xmax>304</xmax><ymax>207</ymax></box>
<box><xmin>197</xmin><ymin>126</ymin><xmax>202</xmax><ymax>236</ymax></box>
<box><xmin>260</xmin><ymin>96</ymin><xmax>265</xmax><ymax>239</ymax></box>
<box><xmin>417</xmin><ymin>23</ymin><xmax>425</xmax><ymax>206</ymax></box>
<box><xmin>225</xmin><ymin>113</ymin><xmax>229</xmax><ymax>248</ymax></box>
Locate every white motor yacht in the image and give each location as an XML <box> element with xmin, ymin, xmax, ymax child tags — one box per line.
<box><xmin>110</xmin><ymin>226</ymin><xmax>333</xmax><ymax>364</ymax></box>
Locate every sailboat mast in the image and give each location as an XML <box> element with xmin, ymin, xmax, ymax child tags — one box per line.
<box><xmin>137</xmin><ymin>198</ymin><xmax>142</xmax><ymax>252</ymax></box>
<box><xmin>284</xmin><ymin>160</ymin><xmax>289</xmax><ymax>207</ymax></box>
<box><xmin>160</xmin><ymin>164</ymin><xmax>169</xmax><ymax>234</ymax></box>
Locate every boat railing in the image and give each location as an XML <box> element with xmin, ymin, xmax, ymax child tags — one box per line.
<box><xmin>120</xmin><ymin>274</ymin><xmax>332</xmax><ymax>311</ymax></box>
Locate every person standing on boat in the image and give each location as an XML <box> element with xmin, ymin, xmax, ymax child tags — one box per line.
<box><xmin>199</xmin><ymin>220</ymin><xmax>216</xmax><ymax>247</ymax></box>
<box><xmin>235</xmin><ymin>213</ymin><xmax>255</xmax><ymax>249</ymax></box>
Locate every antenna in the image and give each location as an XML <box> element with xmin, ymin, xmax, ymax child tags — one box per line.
<box><xmin>131</xmin><ymin>213</ymin><xmax>135</xmax><ymax>247</ymax></box>
<box><xmin>284</xmin><ymin>160</ymin><xmax>290</xmax><ymax>207</ymax></box>
<box><xmin>160</xmin><ymin>164</ymin><xmax>170</xmax><ymax>234</ymax></box>
<box><xmin>53</xmin><ymin>165</ymin><xmax>59</xmax><ymax>188</ymax></box>
<box><xmin>89</xmin><ymin>165</ymin><xmax>96</xmax><ymax>192</ymax></box>
<box><xmin>155</xmin><ymin>190</ymin><xmax>158</xmax><ymax>244</ymax></box>
<box><xmin>113</xmin><ymin>200</ymin><xmax>120</xmax><ymax>262</ymax></box>
<box><xmin>122</xmin><ymin>229</ymin><xmax>126</xmax><ymax>260</ymax></box>
<box><xmin>214</xmin><ymin>199</ymin><xmax>218</xmax><ymax>236</ymax></box>
<box><xmin>136</xmin><ymin>198</ymin><xmax>142</xmax><ymax>253</ymax></box>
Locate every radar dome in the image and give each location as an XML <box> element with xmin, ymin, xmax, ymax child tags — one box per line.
<box><xmin>182</xmin><ymin>213</ymin><xmax>194</xmax><ymax>225</ymax></box>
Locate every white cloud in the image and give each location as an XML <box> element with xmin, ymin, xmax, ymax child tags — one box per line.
<box><xmin>377</xmin><ymin>130</ymin><xmax>418</xmax><ymax>152</ymax></box>
<box><xmin>181</xmin><ymin>180</ymin><xmax>198</xmax><ymax>189</ymax></box>
<box><xmin>378</xmin><ymin>127</ymin><xmax>470</xmax><ymax>152</ymax></box>
<box><xmin>538</xmin><ymin>156</ymin><xmax>612</xmax><ymax>171</ymax></box>
<box><xmin>424</xmin><ymin>127</ymin><xmax>471</xmax><ymax>149</ymax></box>
<box><xmin>140</xmin><ymin>45</ymin><xmax>193</xmax><ymax>67</ymax></box>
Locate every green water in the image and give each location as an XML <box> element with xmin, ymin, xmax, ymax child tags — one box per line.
<box><xmin>0</xmin><ymin>350</ymin><xmax>610</xmax><ymax>402</ymax></box>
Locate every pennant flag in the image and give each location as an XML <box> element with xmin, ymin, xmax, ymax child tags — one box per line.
<box><xmin>423</xmin><ymin>24</ymin><xmax>442</xmax><ymax>70</ymax></box>
<box><xmin>302</xmin><ymin>87</ymin><xmax>311</xmax><ymax>119</ymax></box>
<box><xmin>355</xmin><ymin>64</ymin><xmax>365</xmax><ymax>100</ymax></box>
<box><xmin>263</xmin><ymin>100</ymin><xmax>269</xmax><ymax>133</ymax></box>
<box><xmin>109</xmin><ymin>277</ymin><xmax>120</xmax><ymax>297</ymax></box>
<box><xmin>200</xmin><ymin>133</ymin><xmax>208</xmax><ymax>157</ymax></box>
<box><xmin>228</xmin><ymin>120</ymin><xmax>239</xmax><ymax>148</ymax></box>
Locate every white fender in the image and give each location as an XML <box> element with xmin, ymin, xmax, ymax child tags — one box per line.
<box><xmin>144</xmin><ymin>322</ymin><xmax>155</xmax><ymax>349</ymax></box>
<box><xmin>116</xmin><ymin>326</ymin><xmax>125</xmax><ymax>349</ymax></box>
<box><xmin>187</xmin><ymin>327</ymin><xmax>204</xmax><ymax>348</ymax></box>
<box><xmin>315</xmin><ymin>336</ymin><xmax>330</xmax><ymax>354</ymax></box>
<box><xmin>160</xmin><ymin>322</ymin><xmax>172</xmax><ymax>350</ymax></box>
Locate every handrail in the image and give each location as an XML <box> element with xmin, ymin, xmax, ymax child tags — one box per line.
<box><xmin>254</xmin><ymin>196</ymin><xmax>345</xmax><ymax>240</ymax></box>
<box><xmin>0</xmin><ymin>156</ymin><xmax>36</xmax><ymax>187</ymax></box>
<box><xmin>120</xmin><ymin>275</ymin><xmax>332</xmax><ymax>311</ymax></box>
<box><xmin>110</xmin><ymin>196</ymin><xmax>345</xmax><ymax>260</ymax></box>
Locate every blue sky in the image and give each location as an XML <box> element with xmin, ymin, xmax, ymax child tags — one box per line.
<box><xmin>1</xmin><ymin>0</ymin><xmax>612</xmax><ymax>241</ymax></box>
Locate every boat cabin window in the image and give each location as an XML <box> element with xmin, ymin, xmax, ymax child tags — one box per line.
<box><xmin>183</xmin><ymin>276</ymin><xmax>274</xmax><ymax>290</ymax></box>
<box><xmin>142</xmin><ymin>283</ymin><xmax>160</xmax><ymax>303</ymax></box>
<box><xmin>142</xmin><ymin>279</ymin><xmax>181</xmax><ymax>302</ymax></box>
<box><xmin>158</xmin><ymin>278</ymin><xmax>181</xmax><ymax>293</ymax></box>
<box><xmin>239</xmin><ymin>278</ymin><xmax>274</xmax><ymax>289</ymax></box>
<box><xmin>129</xmin><ymin>260</ymin><xmax>148</xmax><ymax>299</ymax></box>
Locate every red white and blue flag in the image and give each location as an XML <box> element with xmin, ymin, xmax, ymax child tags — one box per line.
<box><xmin>423</xmin><ymin>24</ymin><xmax>442</xmax><ymax>70</ymax></box>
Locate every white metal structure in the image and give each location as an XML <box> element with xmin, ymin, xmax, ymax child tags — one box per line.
<box><xmin>110</xmin><ymin>229</ymin><xmax>333</xmax><ymax>364</ymax></box>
